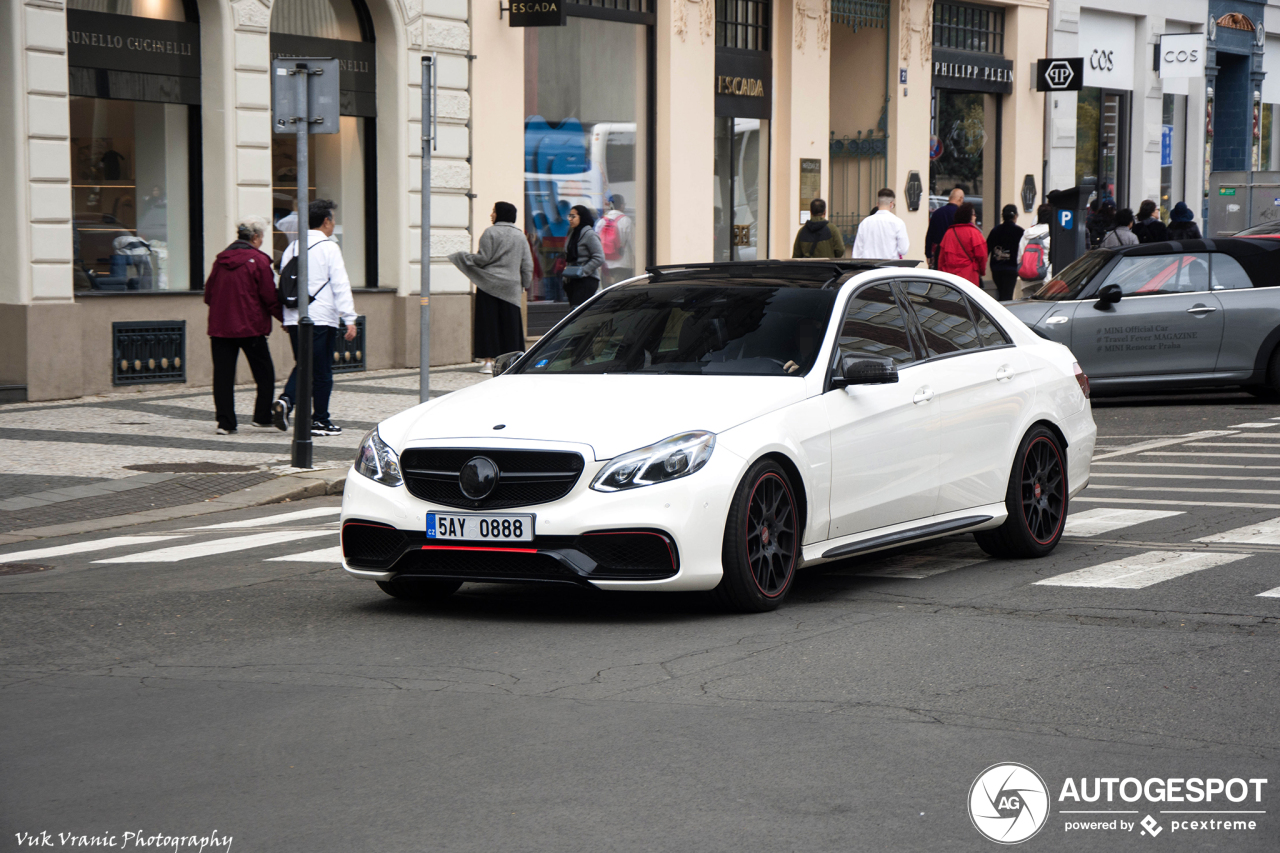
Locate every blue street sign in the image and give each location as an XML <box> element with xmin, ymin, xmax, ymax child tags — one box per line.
<box><xmin>1059</xmin><ymin>210</ymin><xmax>1074</xmax><ymax>230</ymax></box>
<box><xmin>1161</xmin><ymin>124</ymin><xmax>1173</xmax><ymax>168</ymax></box>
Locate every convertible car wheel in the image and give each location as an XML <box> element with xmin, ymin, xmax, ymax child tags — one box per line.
<box><xmin>713</xmin><ymin>460</ymin><xmax>799</xmax><ymax>612</ymax></box>
<box><xmin>377</xmin><ymin>578</ymin><xmax>463</xmax><ymax>602</ymax></box>
<box><xmin>974</xmin><ymin>426</ymin><xmax>1067</xmax><ymax>559</ymax></box>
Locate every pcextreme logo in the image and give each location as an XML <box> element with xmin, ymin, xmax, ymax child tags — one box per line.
<box><xmin>969</xmin><ymin>763</ymin><xmax>1051</xmax><ymax>844</ymax></box>
<box><xmin>968</xmin><ymin>764</ymin><xmax>1269</xmax><ymax>844</ymax></box>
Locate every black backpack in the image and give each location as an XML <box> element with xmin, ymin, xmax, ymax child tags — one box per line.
<box><xmin>277</xmin><ymin>239</ymin><xmax>329</xmax><ymax>309</ymax></box>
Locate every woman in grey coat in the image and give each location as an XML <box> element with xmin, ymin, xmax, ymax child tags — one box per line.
<box><xmin>562</xmin><ymin>205</ymin><xmax>606</xmax><ymax>307</ymax></box>
<box><xmin>449</xmin><ymin>201</ymin><xmax>533</xmax><ymax>373</ymax></box>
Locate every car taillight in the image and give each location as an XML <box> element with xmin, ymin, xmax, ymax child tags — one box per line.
<box><xmin>1073</xmin><ymin>362</ymin><xmax>1090</xmax><ymax>399</ymax></box>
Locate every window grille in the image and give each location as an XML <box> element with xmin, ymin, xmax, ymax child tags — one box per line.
<box><xmin>717</xmin><ymin>0</ymin><xmax>770</xmax><ymax>51</ymax></box>
<box><xmin>112</xmin><ymin>321</ymin><xmax>186</xmax><ymax>386</ymax></box>
<box><xmin>831</xmin><ymin>0</ymin><xmax>889</xmax><ymax>32</ymax></box>
<box><xmin>933</xmin><ymin>2</ymin><xmax>1004</xmax><ymax>55</ymax></box>
<box><xmin>570</xmin><ymin>0</ymin><xmax>651</xmax><ymax>14</ymax></box>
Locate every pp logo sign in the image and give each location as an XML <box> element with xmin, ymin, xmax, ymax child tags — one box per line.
<box><xmin>1036</xmin><ymin>57</ymin><xmax>1083</xmax><ymax>92</ymax></box>
<box><xmin>969</xmin><ymin>763</ymin><xmax>1051</xmax><ymax>844</ymax></box>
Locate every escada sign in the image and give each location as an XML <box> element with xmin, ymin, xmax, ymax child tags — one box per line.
<box><xmin>508</xmin><ymin>0</ymin><xmax>568</xmax><ymax>27</ymax></box>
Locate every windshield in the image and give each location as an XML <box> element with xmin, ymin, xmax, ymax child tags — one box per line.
<box><xmin>1029</xmin><ymin>250</ymin><xmax>1114</xmax><ymax>301</ymax></box>
<box><xmin>514</xmin><ymin>284</ymin><xmax>838</xmax><ymax>376</ymax></box>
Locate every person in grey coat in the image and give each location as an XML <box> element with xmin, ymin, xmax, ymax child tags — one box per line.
<box><xmin>1100</xmin><ymin>208</ymin><xmax>1140</xmax><ymax>249</ymax></box>
<box><xmin>562</xmin><ymin>205</ymin><xmax>606</xmax><ymax>307</ymax></box>
<box><xmin>449</xmin><ymin>201</ymin><xmax>533</xmax><ymax>373</ymax></box>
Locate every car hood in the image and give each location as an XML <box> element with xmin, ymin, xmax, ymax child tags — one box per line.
<box><xmin>381</xmin><ymin>374</ymin><xmax>809</xmax><ymax>460</ymax></box>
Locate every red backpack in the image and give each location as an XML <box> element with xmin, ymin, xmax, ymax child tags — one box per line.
<box><xmin>1018</xmin><ymin>234</ymin><xmax>1049</xmax><ymax>281</ymax></box>
<box><xmin>598</xmin><ymin>214</ymin><xmax>623</xmax><ymax>260</ymax></box>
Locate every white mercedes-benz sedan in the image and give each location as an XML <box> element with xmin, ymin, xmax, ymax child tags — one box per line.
<box><xmin>340</xmin><ymin>260</ymin><xmax>1096</xmax><ymax>611</ymax></box>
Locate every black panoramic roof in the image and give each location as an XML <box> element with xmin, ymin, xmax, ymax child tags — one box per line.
<box><xmin>644</xmin><ymin>259</ymin><xmax>920</xmax><ymax>287</ymax></box>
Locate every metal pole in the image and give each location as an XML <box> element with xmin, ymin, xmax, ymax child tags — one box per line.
<box><xmin>292</xmin><ymin>62</ymin><xmax>314</xmax><ymax>468</ymax></box>
<box><xmin>419</xmin><ymin>54</ymin><xmax>436</xmax><ymax>404</ymax></box>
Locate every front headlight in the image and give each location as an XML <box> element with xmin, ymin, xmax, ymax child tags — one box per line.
<box><xmin>591</xmin><ymin>431</ymin><xmax>715</xmax><ymax>492</ymax></box>
<box><xmin>354</xmin><ymin>427</ymin><xmax>403</xmax><ymax>487</ymax></box>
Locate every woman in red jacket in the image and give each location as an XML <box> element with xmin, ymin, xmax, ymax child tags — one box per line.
<box><xmin>937</xmin><ymin>202</ymin><xmax>987</xmax><ymax>286</ymax></box>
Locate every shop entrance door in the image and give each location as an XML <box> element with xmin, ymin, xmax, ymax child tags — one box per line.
<box><xmin>714</xmin><ymin>117</ymin><xmax>769</xmax><ymax>262</ymax></box>
<box><xmin>1075</xmin><ymin>88</ymin><xmax>1129</xmax><ymax>207</ymax></box>
<box><xmin>930</xmin><ymin>89</ymin><xmax>999</xmax><ymax>232</ymax></box>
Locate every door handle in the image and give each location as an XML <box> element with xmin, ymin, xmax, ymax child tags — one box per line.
<box><xmin>1186</xmin><ymin>305</ymin><xmax>1217</xmax><ymax>315</ymax></box>
<box><xmin>995</xmin><ymin>365</ymin><xmax>1014</xmax><ymax>381</ymax></box>
<box><xmin>913</xmin><ymin>386</ymin><xmax>934</xmax><ymax>404</ymax></box>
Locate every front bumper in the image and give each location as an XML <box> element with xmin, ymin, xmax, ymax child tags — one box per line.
<box><xmin>339</xmin><ymin>442</ymin><xmax>744</xmax><ymax>591</ymax></box>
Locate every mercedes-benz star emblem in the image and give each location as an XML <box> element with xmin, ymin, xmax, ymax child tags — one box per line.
<box><xmin>459</xmin><ymin>456</ymin><xmax>499</xmax><ymax>500</ymax></box>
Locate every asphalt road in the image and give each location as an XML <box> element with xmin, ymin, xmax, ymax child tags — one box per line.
<box><xmin>2</xmin><ymin>391</ymin><xmax>1278</xmax><ymax>853</ymax></box>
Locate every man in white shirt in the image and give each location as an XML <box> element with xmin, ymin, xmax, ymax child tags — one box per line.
<box><xmin>851</xmin><ymin>188</ymin><xmax>910</xmax><ymax>260</ymax></box>
<box><xmin>273</xmin><ymin>199</ymin><xmax>358</xmax><ymax>437</ymax></box>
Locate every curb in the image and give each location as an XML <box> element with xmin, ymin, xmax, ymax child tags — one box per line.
<box><xmin>0</xmin><ymin>468</ymin><xmax>348</xmax><ymax>544</ymax></box>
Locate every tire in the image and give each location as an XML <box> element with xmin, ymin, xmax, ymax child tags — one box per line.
<box><xmin>376</xmin><ymin>577</ymin><xmax>463</xmax><ymax>602</ymax></box>
<box><xmin>711</xmin><ymin>460</ymin><xmax>801</xmax><ymax>612</ymax></box>
<box><xmin>1248</xmin><ymin>345</ymin><xmax>1280</xmax><ymax>399</ymax></box>
<box><xmin>974</xmin><ymin>425</ymin><xmax>1068</xmax><ymax>559</ymax></box>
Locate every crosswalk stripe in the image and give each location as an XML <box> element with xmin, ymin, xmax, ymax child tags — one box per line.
<box><xmin>0</xmin><ymin>535</ymin><xmax>187</xmax><ymax>563</ymax></box>
<box><xmin>1091</xmin><ymin>430</ymin><xmax>1237</xmax><ymax>460</ymax></box>
<box><xmin>1258</xmin><ymin>587</ymin><xmax>1280</xmax><ymax>598</ymax></box>
<box><xmin>1183</xmin><ymin>443</ymin><xmax>1280</xmax><ymax>449</ymax></box>
<box><xmin>1194</xmin><ymin>516</ymin><xmax>1280</xmax><ymax>546</ymax></box>
<box><xmin>189</xmin><ymin>507</ymin><xmax>342</xmax><ymax>530</ymax></box>
<box><xmin>1063</xmin><ymin>508</ymin><xmax>1184</xmax><ymax>537</ymax></box>
<box><xmin>1229</xmin><ymin>423</ymin><xmax>1278</xmax><ymax>429</ymax></box>
<box><xmin>93</xmin><ymin>530</ymin><xmax>333</xmax><ymax>563</ymax></box>
<box><xmin>1140</xmin><ymin>452</ymin><xmax>1280</xmax><ymax>459</ymax></box>
<box><xmin>1096</xmin><ymin>462</ymin><xmax>1280</xmax><ymax>469</ymax></box>
<box><xmin>1087</xmin><ymin>485</ymin><xmax>1280</xmax><ymax>496</ymax></box>
<box><xmin>1074</xmin><ymin>496</ymin><xmax>1280</xmax><ymax>510</ymax></box>
<box><xmin>1034</xmin><ymin>551</ymin><xmax>1249</xmax><ymax>589</ymax></box>
<box><xmin>265</xmin><ymin>546</ymin><xmax>342</xmax><ymax>563</ymax></box>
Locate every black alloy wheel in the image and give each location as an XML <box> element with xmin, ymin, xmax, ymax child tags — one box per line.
<box><xmin>713</xmin><ymin>460</ymin><xmax>800</xmax><ymax>612</ymax></box>
<box><xmin>376</xmin><ymin>577</ymin><xmax>463</xmax><ymax>602</ymax></box>
<box><xmin>975</xmin><ymin>426</ymin><xmax>1068</xmax><ymax>559</ymax></box>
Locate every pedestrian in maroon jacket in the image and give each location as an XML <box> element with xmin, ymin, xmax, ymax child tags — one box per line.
<box><xmin>937</xmin><ymin>202</ymin><xmax>988</xmax><ymax>287</ymax></box>
<box><xmin>204</xmin><ymin>216</ymin><xmax>283</xmax><ymax>434</ymax></box>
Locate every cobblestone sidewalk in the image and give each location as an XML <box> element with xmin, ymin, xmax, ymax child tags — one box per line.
<box><xmin>0</xmin><ymin>365</ymin><xmax>487</xmax><ymax>531</ymax></box>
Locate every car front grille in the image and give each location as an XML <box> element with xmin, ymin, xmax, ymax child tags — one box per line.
<box><xmin>395</xmin><ymin>546</ymin><xmax>577</xmax><ymax>583</ymax></box>
<box><xmin>399</xmin><ymin>448</ymin><xmax>586</xmax><ymax>509</ymax></box>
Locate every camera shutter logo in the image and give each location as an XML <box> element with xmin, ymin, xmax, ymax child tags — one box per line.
<box><xmin>969</xmin><ymin>763</ymin><xmax>1050</xmax><ymax>844</ymax></box>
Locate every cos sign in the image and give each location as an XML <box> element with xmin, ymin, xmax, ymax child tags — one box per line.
<box><xmin>1036</xmin><ymin>57</ymin><xmax>1083</xmax><ymax>91</ymax></box>
<box><xmin>1158</xmin><ymin>33</ymin><xmax>1206</xmax><ymax>79</ymax></box>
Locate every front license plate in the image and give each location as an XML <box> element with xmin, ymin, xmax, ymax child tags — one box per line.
<box><xmin>425</xmin><ymin>513</ymin><xmax>534</xmax><ymax>542</ymax></box>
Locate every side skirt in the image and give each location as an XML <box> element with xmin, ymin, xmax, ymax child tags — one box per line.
<box><xmin>803</xmin><ymin>504</ymin><xmax>1006</xmax><ymax>566</ymax></box>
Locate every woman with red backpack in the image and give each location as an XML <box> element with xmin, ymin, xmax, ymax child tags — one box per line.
<box><xmin>937</xmin><ymin>202</ymin><xmax>987</xmax><ymax>286</ymax></box>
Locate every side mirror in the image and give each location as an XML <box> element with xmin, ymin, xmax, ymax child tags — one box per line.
<box><xmin>493</xmin><ymin>351</ymin><xmax>525</xmax><ymax>376</ymax></box>
<box><xmin>1093</xmin><ymin>283</ymin><xmax>1122</xmax><ymax>309</ymax></box>
<box><xmin>832</xmin><ymin>354</ymin><xmax>899</xmax><ymax>389</ymax></box>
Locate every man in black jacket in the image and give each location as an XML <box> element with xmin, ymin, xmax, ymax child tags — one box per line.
<box><xmin>792</xmin><ymin>199</ymin><xmax>846</xmax><ymax>258</ymax></box>
<box><xmin>925</xmin><ymin>187</ymin><xmax>964</xmax><ymax>268</ymax></box>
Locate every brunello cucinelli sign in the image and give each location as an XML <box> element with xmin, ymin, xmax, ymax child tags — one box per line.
<box><xmin>66</xmin><ymin>9</ymin><xmax>200</xmax><ymax>79</ymax></box>
<box><xmin>715</xmin><ymin>48</ymin><xmax>771</xmax><ymax>121</ymax></box>
<box><xmin>931</xmin><ymin>47</ymin><xmax>1013</xmax><ymax>95</ymax></box>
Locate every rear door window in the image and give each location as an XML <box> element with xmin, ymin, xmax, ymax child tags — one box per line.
<box><xmin>898</xmin><ymin>280</ymin><xmax>982</xmax><ymax>357</ymax></box>
<box><xmin>1209</xmin><ymin>254</ymin><xmax>1254</xmax><ymax>290</ymax></box>
<box><xmin>970</xmin><ymin>301</ymin><xmax>1012</xmax><ymax>347</ymax></box>
<box><xmin>838</xmin><ymin>283</ymin><xmax>916</xmax><ymax>366</ymax></box>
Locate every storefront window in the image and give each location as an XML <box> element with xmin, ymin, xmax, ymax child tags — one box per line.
<box><xmin>525</xmin><ymin>16</ymin><xmax>648</xmax><ymax>299</ymax></box>
<box><xmin>68</xmin><ymin>0</ymin><xmax>199</xmax><ymax>291</ymax></box>
<box><xmin>930</xmin><ymin>90</ymin><xmax>996</xmax><ymax>230</ymax></box>
<box><xmin>1076</xmin><ymin>87</ymin><xmax>1128</xmax><ymax>206</ymax></box>
<box><xmin>714</xmin><ymin>117</ymin><xmax>769</xmax><ymax>261</ymax></box>
<box><xmin>1262</xmin><ymin>103</ymin><xmax>1278</xmax><ymax>172</ymax></box>
<box><xmin>70</xmin><ymin>98</ymin><xmax>191</xmax><ymax>290</ymax></box>
<box><xmin>270</xmin><ymin>0</ymin><xmax>375</xmax><ymax>287</ymax></box>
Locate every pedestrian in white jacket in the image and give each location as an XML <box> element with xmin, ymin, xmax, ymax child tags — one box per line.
<box><xmin>1015</xmin><ymin>204</ymin><xmax>1054</xmax><ymax>298</ymax></box>
<box><xmin>273</xmin><ymin>199</ymin><xmax>358</xmax><ymax>437</ymax></box>
<box><xmin>851</xmin><ymin>188</ymin><xmax>910</xmax><ymax>259</ymax></box>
